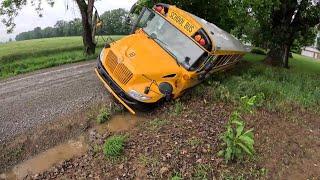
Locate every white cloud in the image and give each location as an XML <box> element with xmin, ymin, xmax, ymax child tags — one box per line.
<box><xmin>0</xmin><ymin>0</ymin><xmax>137</xmax><ymax>42</ymax></box>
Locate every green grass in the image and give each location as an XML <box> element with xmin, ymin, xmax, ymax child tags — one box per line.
<box><xmin>170</xmin><ymin>172</ymin><xmax>183</xmax><ymax>180</ymax></box>
<box><xmin>201</xmin><ymin>53</ymin><xmax>320</xmax><ymax>113</ymax></box>
<box><xmin>96</xmin><ymin>107</ymin><xmax>112</xmax><ymax>124</ymax></box>
<box><xmin>138</xmin><ymin>155</ymin><xmax>160</xmax><ymax>167</ymax></box>
<box><xmin>149</xmin><ymin>118</ymin><xmax>169</xmax><ymax>130</ymax></box>
<box><xmin>103</xmin><ymin>135</ymin><xmax>127</xmax><ymax>158</ymax></box>
<box><xmin>290</xmin><ymin>54</ymin><xmax>320</xmax><ymax>74</ymax></box>
<box><xmin>0</xmin><ymin>36</ymin><xmax>123</xmax><ymax>79</ymax></box>
<box><xmin>187</xmin><ymin>137</ymin><xmax>203</xmax><ymax>147</ymax></box>
<box><xmin>171</xmin><ymin>100</ymin><xmax>183</xmax><ymax>115</ymax></box>
<box><xmin>193</xmin><ymin>164</ymin><xmax>210</xmax><ymax>180</ymax></box>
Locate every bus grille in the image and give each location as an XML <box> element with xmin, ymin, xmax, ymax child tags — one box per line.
<box><xmin>106</xmin><ymin>50</ymin><xmax>133</xmax><ymax>85</ymax></box>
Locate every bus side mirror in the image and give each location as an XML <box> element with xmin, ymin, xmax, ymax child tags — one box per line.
<box><xmin>125</xmin><ymin>3</ymin><xmax>138</xmax><ymax>25</ymax></box>
<box><xmin>129</xmin><ymin>3</ymin><xmax>138</xmax><ymax>14</ymax></box>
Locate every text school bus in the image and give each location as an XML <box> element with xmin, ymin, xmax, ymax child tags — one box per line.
<box><xmin>95</xmin><ymin>3</ymin><xmax>248</xmax><ymax>114</ymax></box>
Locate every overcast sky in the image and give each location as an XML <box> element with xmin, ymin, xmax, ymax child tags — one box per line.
<box><xmin>0</xmin><ymin>0</ymin><xmax>137</xmax><ymax>42</ymax></box>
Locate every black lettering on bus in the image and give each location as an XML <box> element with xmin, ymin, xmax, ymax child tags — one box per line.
<box><xmin>184</xmin><ymin>22</ymin><xmax>194</xmax><ymax>33</ymax></box>
<box><xmin>170</xmin><ymin>12</ymin><xmax>184</xmax><ymax>26</ymax></box>
<box><xmin>170</xmin><ymin>12</ymin><xmax>194</xmax><ymax>33</ymax></box>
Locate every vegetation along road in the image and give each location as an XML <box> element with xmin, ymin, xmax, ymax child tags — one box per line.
<box><xmin>0</xmin><ymin>60</ymin><xmax>109</xmax><ymax>142</ymax></box>
<box><xmin>0</xmin><ymin>36</ymin><xmax>122</xmax><ymax>79</ymax></box>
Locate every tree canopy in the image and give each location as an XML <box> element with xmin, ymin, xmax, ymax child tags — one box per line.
<box><xmin>0</xmin><ymin>0</ymin><xmax>55</xmax><ymax>33</ymax></box>
<box><xmin>138</xmin><ymin>0</ymin><xmax>319</xmax><ymax>67</ymax></box>
<box><xmin>138</xmin><ymin>0</ymin><xmax>236</xmax><ymax>32</ymax></box>
<box><xmin>230</xmin><ymin>0</ymin><xmax>320</xmax><ymax>67</ymax></box>
<box><xmin>2</xmin><ymin>0</ymin><xmax>319</xmax><ymax>64</ymax></box>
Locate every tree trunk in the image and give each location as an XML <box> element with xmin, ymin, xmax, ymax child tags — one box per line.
<box><xmin>75</xmin><ymin>0</ymin><xmax>96</xmax><ymax>55</ymax></box>
<box><xmin>264</xmin><ymin>43</ymin><xmax>292</xmax><ymax>68</ymax></box>
<box><xmin>283</xmin><ymin>44</ymin><xmax>290</xmax><ymax>68</ymax></box>
<box><xmin>264</xmin><ymin>46</ymin><xmax>284</xmax><ymax>67</ymax></box>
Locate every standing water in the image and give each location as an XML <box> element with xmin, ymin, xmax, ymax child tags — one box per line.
<box><xmin>1</xmin><ymin>136</ymin><xmax>88</xmax><ymax>180</ymax></box>
<box><xmin>95</xmin><ymin>113</ymin><xmax>142</xmax><ymax>133</ymax></box>
<box><xmin>1</xmin><ymin>113</ymin><xmax>144</xmax><ymax>180</ymax></box>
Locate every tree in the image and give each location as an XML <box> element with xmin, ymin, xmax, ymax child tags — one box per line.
<box><xmin>291</xmin><ymin>28</ymin><xmax>317</xmax><ymax>53</ymax></box>
<box><xmin>74</xmin><ymin>0</ymin><xmax>97</xmax><ymax>55</ymax></box>
<box><xmin>316</xmin><ymin>28</ymin><xmax>320</xmax><ymax>50</ymax></box>
<box><xmin>231</xmin><ymin>0</ymin><xmax>320</xmax><ymax>68</ymax></box>
<box><xmin>100</xmin><ymin>8</ymin><xmax>130</xmax><ymax>35</ymax></box>
<box><xmin>0</xmin><ymin>0</ymin><xmax>99</xmax><ymax>55</ymax></box>
<box><xmin>137</xmin><ymin>0</ymin><xmax>236</xmax><ymax>32</ymax></box>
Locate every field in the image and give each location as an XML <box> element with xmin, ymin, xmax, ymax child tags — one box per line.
<box><xmin>0</xmin><ymin>36</ymin><xmax>123</xmax><ymax>79</ymax></box>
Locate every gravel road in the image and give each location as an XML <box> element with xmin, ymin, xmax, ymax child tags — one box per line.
<box><xmin>0</xmin><ymin>60</ymin><xmax>110</xmax><ymax>142</ymax></box>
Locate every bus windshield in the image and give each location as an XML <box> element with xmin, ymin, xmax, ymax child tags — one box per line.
<box><xmin>140</xmin><ymin>9</ymin><xmax>205</xmax><ymax>70</ymax></box>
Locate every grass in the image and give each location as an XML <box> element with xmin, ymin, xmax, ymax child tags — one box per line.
<box><xmin>290</xmin><ymin>54</ymin><xmax>320</xmax><ymax>74</ymax></box>
<box><xmin>171</xmin><ymin>100</ymin><xmax>183</xmax><ymax>115</ymax></box>
<box><xmin>193</xmin><ymin>164</ymin><xmax>211</xmax><ymax>180</ymax></box>
<box><xmin>0</xmin><ymin>36</ymin><xmax>123</xmax><ymax>79</ymax></box>
<box><xmin>187</xmin><ymin>137</ymin><xmax>203</xmax><ymax>147</ymax></box>
<box><xmin>149</xmin><ymin>118</ymin><xmax>169</xmax><ymax>130</ymax></box>
<box><xmin>103</xmin><ymin>135</ymin><xmax>127</xmax><ymax>158</ymax></box>
<box><xmin>138</xmin><ymin>155</ymin><xmax>160</xmax><ymax>167</ymax></box>
<box><xmin>203</xmin><ymin>53</ymin><xmax>320</xmax><ymax>113</ymax></box>
<box><xmin>170</xmin><ymin>172</ymin><xmax>183</xmax><ymax>180</ymax></box>
<box><xmin>96</xmin><ymin>107</ymin><xmax>112</xmax><ymax>124</ymax></box>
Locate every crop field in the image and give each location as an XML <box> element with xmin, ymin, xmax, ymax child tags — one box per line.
<box><xmin>0</xmin><ymin>36</ymin><xmax>123</xmax><ymax>79</ymax></box>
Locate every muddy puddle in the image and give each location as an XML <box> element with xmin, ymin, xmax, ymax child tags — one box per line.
<box><xmin>1</xmin><ymin>136</ymin><xmax>88</xmax><ymax>180</ymax></box>
<box><xmin>95</xmin><ymin>113</ymin><xmax>144</xmax><ymax>133</ymax></box>
<box><xmin>1</xmin><ymin>113</ymin><xmax>145</xmax><ymax>180</ymax></box>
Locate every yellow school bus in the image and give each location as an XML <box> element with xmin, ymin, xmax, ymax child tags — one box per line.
<box><xmin>95</xmin><ymin>3</ymin><xmax>248</xmax><ymax>114</ymax></box>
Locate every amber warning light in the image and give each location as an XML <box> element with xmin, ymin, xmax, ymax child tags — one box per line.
<box><xmin>194</xmin><ymin>34</ymin><xmax>206</xmax><ymax>46</ymax></box>
<box><xmin>154</xmin><ymin>5</ymin><xmax>168</xmax><ymax>15</ymax></box>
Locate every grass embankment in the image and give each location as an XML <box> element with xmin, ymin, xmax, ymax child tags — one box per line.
<box><xmin>32</xmin><ymin>53</ymin><xmax>319</xmax><ymax>179</ymax></box>
<box><xmin>203</xmin><ymin>53</ymin><xmax>320</xmax><ymax>113</ymax></box>
<box><xmin>118</xmin><ymin>53</ymin><xmax>319</xmax><ymax>178</ymax></box>
<box><xmin>0</xmin><ymin>36</ymin><xmax>123</xmax><ymax>79</ymax></box>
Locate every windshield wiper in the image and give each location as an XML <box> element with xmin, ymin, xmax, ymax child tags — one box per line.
<box><xmin>149</xmin><ymin>33</ymin><xmax>180</xmax><ymax>67</ymax></box>
<box><xmin>149</xmin><ymin>33</ymin><xmax>168</xmax><ymax>45</ymax></box>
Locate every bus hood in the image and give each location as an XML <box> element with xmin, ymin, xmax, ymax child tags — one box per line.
<box><xmin>111</xmin><ymin>33</ymin><xmax>182</xmax><ymax>78</ymax></box>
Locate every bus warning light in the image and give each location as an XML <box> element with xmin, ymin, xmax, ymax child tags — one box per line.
<box><xmin>195</xmin><ymin>35</ymin><xmax>202</xmax><ymax>42</ymax></box>
<box><xmin>155</xmin><ymin>6</ymin><xmax>163</xmax><ymax>13</ymax></box>
<box><xmin>199</xmin><ymin>39</ymin><xmax>206</xmax><ymax>46</ymax></box>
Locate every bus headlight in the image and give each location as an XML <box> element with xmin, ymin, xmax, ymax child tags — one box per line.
<box><xmin>128</xmin><ymin>89</ymin><xmax>151</xmax><ymax>101</ymax></box>
<box><xmin>100</xmin><ymin>50</ymin><xmax>105</xmax><ymax>62</ymax></box>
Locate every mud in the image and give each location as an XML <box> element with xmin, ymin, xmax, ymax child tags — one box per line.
<box><xmin>24</xmin><ymin>92</ymin><xmax>320</xmax><ymax>179</ymax></box>
<box><xmin>95</xmin><ymin>113</ymin><xmax>141</xmax><ymax>133</ymax></box>
<box><xmin>1</xmin><ymin>136</ymin><xmax>88</xmax><ymax>180</ymax></box>
<box><xmin>0</xmin><ymin>112</ymin><xmax>146</xmax><ymax>180</ymax></box>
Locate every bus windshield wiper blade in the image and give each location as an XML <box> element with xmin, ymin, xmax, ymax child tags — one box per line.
<box><xmin>158</xmin><ymin>42</ymin><xmax>181</xmax><ymax>67</ymax></box>
<box><xmin>149</xmin><ymin>33</ymin><xmax>181</xmax><ymax>67</ymax></box>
